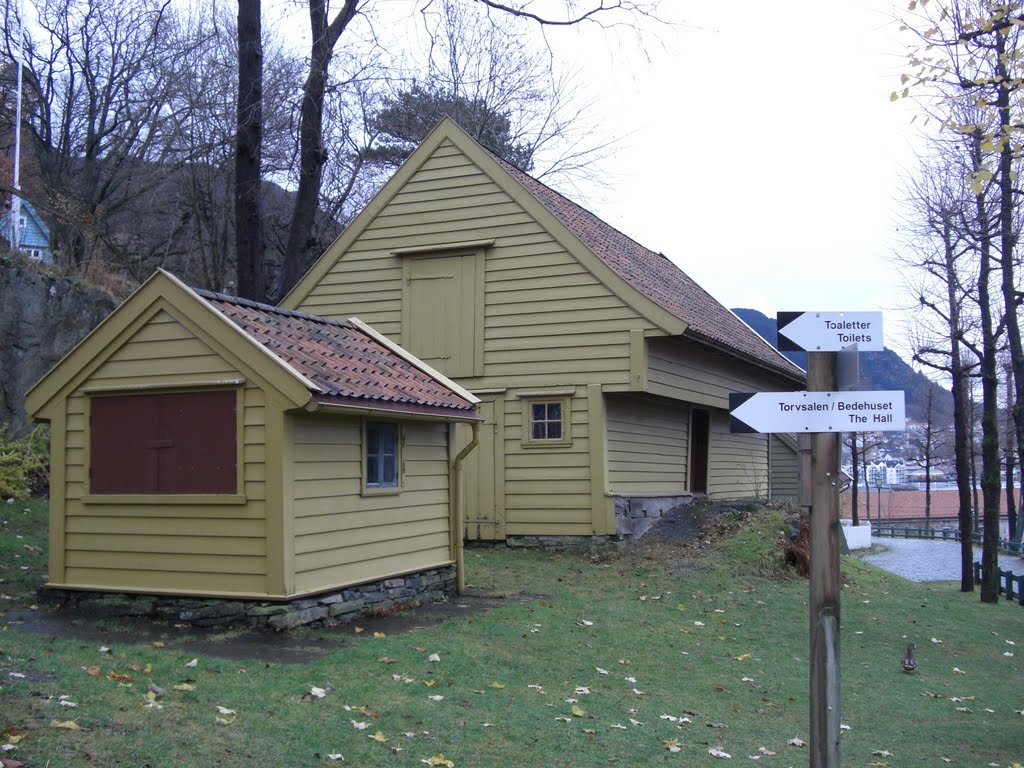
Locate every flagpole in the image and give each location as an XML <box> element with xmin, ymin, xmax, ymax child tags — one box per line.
<box><xmin>10</xmin><ymin>0</ymin><xmax>24</xmax><ymax>251</ymax></box>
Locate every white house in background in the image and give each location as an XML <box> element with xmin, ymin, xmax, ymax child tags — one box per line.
<box><xmin>1</xmin><ymin>201</ymin><xmax>53</xmax><ymax>264</ymax></box>
<box><xmin>866</xmin><ymin>460</ymin><xmax>905</xmax><ymax>486</ymax></box>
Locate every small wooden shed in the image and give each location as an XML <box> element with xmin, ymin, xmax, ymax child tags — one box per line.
<box><xmin>25</xmin><ymin>269</ymin><xmax>479</xmax><ymax>601</ymax></box>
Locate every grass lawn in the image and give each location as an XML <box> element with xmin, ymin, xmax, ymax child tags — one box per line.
<box><xmin>1</xmin><ymin>500</ymin><xmax>1022</xmax><ymax>767</ymax></box>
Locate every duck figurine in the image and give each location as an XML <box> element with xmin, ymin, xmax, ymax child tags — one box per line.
<box><xmin>901</xmin><ymin>643</ymin><xmax>917</xmax><ymax>673</ymax></box>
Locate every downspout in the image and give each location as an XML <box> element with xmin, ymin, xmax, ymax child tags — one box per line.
<box><xmin>451</xmin><ymin>421</ymin><xmax>480</xmax><ymax>595</ymax></box>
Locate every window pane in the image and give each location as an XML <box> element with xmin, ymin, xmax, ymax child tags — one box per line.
<box><xmin>546</xmin><ymin>403</ymin><xmax>561</xmax><ymax>421</ymax></box>
<box><xmin>532</xmin><ymin>421</ymin><xmax>546</xmax><ymax>440</ymax></box>
<box><xmin>548</xmin><ymin>419</ymin><xmax>562</xmax><ymax>439</ymax></box>
<box><xmin>532</xmin><ymin>403</ymin><xmax>546</xmax><ymax>422</ymax></box>
<box><xmin>367</xmin><ymin>421</ymin><xmax>399</xmax><ymax>488</ymax></box>
<box><xmin>383</xmin><ymin>455</ymin><xmax>397</xmax><ymax>486</ymax></box>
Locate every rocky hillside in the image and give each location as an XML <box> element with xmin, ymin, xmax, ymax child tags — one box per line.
<box><xmin>0</xmin><ymin>257</ymin><xmax>117</xmax><ymax>434</ymax></box>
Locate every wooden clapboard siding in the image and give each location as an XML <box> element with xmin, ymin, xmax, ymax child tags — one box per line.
<box><xmin>293</xmin><ymin>139</ymin><xmax>642</xmax><ymax>390</ymax></box>
<box><xmin>646</xmin><ymin>336</ymin><xmax>793</xmax><ymax>410</ymax></box>
<box><xmin>605</xmin><ymin>395</ymin><xmax>689</xmax><ymax>495</ymax></box>
<box><xmin>86</xmin><ymin>310</ymin><xmax>237</xmax><ymax>389</ymax></box>
<box><xmin>55</xmin><ymin>309</ymin><xmax>272</xmax><ymax>596</ymax></box>
<box><xmin>289</xmin><ymin>415</ymin><xmax>452</xmax><ymax>594</ymax></box>
<box><xmin>706</xmin><ymin>410</ymin><xmax>769</xmax><ymax>500</ymax></box>
<box><xmin>502</xmin><ymin>394</ymin><xmax>596</xmax><ymax>535</ymax></box>
<box><xmin>770</xmin><ymin>434</ymin><xmax>800</xmax><ymax>500</ymax></box>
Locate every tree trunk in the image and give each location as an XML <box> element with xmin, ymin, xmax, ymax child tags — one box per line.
<box><xmin>274</xmin><ymin>0</ymin><xmax>358</xmax><ymax>302</ymax></box>
<box><xmin>995</xmin><ymin>28</ymin><xmax>1024</xmax><ymax>551</ymax></box>
<box><xmin>235</xmin><ymin>0</ymin><xmax>264</xmax><ymax>301</ymax></box>
<box><xmin>971</xmin><ymin>131</ymin><xmax>1002</xmax><ymax>604</ymax></box>
<box><xmin>850</xmin><ymin>436</ymin><xmax>860</xmax><ymax>526</ymax></box>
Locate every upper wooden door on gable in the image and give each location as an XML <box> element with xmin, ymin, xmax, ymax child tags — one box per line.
<box><xmin>399</xmin><ymin>248</ymin><xmax>484</xmax><ymax>378</ymax></box>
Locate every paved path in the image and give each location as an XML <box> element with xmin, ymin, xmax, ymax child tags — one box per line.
<box><xmin>857</xmin><ymin>537</ymin><xmax>1024</xmax><ymax>582</ymax></box>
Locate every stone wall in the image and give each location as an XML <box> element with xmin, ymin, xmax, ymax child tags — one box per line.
<box><xmin>42</xmin><ymin>566</ymin><xmax>457</xmax><ymax>631</ymax></box>
<box><xmin>614</xmin><ymin>495</ymin><xmax>695</xmax><ymax>538</ymax></box>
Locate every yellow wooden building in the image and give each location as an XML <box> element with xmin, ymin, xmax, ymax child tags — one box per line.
<box><xmin>282</xmin><ymin>118</ymin><xmax>805</xmax><ymax>540</ymax></box>
<box><xmin>25</xmin><ymin>270</ymin><xmax>479</xmax><ymax>600</ymax></box>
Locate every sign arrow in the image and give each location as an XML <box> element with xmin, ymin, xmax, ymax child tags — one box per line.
<box><xmin>777</xmin><ymin>311</ymin><xmax>884</xmax><ymax>352</ymax></box>
<box><xmin>729</xmin><ymin>390</ymin><xmax>905</xmax><ymax>434</ymax></box>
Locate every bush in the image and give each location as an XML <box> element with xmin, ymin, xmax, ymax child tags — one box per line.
<box><xmin>0</xmin><ymin>424</ymin><xmax>49</xmax><ymax>500</ymax></box>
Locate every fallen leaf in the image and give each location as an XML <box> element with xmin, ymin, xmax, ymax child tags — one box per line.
<box><xmin>354</xmin><ymin>627</ymin><xmax>364</xmax><ymax>634</ymax></box>
<box><xmin>571</xmin><ymin>705</ymin><xmax>586</xmax><ymax>717</ymax></box>
<box><xmin>421</xmin><ymin>755</ymin><xmax>454</xmax><ymax>767</ymax></box>
<box><xmin>489</xmin><ymin>682</ymin><xmax>506</xmax><ymax>689</ymax></box>
<box><xmin>326</xmin><ymin>755</ymin><xmax>344</xmax><ymax>762</ymax></box>
<box><xmin>628</xmin><ymin>718</ymin><xmax>643</xmax><ymax>726</ymax></box>
<box><xmin>184</xmin><ymin>659</ymin><xmax>198</xmax><ymax>668</ymax></box>
<box><xmin>49</xmin><ymin>720</ymin><xmax>81</xmax><ymax>731</ymax></box>
<box><xmin>368</xmin><ymin>731</ymin><xmax>388</xmax><ymax>744</ymax></box>
<box><xmin>423</xmin><ymin>680</ymin><xmax>437</xmax><ymax>687</ymax></box>
<box><xmin>758</xmin><ymin>747</ymin><xmax>776</xmax><ymax>756</ymax></box>
<box><xmin>595</xmin><ymin>667</ymin><xmax>609</xmax><ymax>675</ymax></box>
<box><xmin>84</xmin><ymin>666</ymin><xmax>101</xmax><ymax>677</ymax></box>
<box><xmin>173</xmin><ymin>684</ymin><xmax>195</xmax><ymax>692</ymax></box>
<box><xmin>555</xmin><ymin>716</ymin><xmax>572</xmax><ymax>723</ymax></box>
<box><xmin>378</xmin><ymin>657</ymin><xmax>398</xmax><ymax>664</ymax></box>
<box><xmin>482</xmin><ymin>722</ymin><xmax>495</xmax><ymax>728</ymax></box>
<box><xmin>575</xmin><ymin>686</ymin><xmax>591</xmax><ymax>695</ymax></box>
<box><xmin>872</xmin><ymin>750</ymin><xmax>894</xmax><ymax>757</ymax></box>
<box><xmin>107</xmin><ymin>672</ymin><xmax>132</xmax><ymax>682</ymax></box>
<box><xmin>428</xmin><ymin>653</ymin><xmax>440</xmax><ymax>663</ymax></box>
<box><xmin>577</xmin><ymin>620</ymin><xmax>594</xmax><ymax>627</ymax></box>
<box><xmin>953</xmin><ymin>668</ymin><xmax>966</xmax><ymax>675</ymax></box>
<box><xmin>663</xmin><ymin>738</ymin><xmax>682</xmax><ymax>752</ymax></box>
<box><xmin>351</xmin><ymin>721</ymin><xmax>369</xmax><ymax>730</ymax></box>
<box><xmin>931</xmin><ymin>638</ymin><xmax>942</xmax><ymax>644</ymax></box>
<box><xmin>144</xmin><ymin>641</ymin><xmax>165</xmax><ymax>649</ymax></box>
<box><xmin>706</xmin><ymin>722</ymin><xmax>729</xmax><ymax>729</ymax></box>
<box><xmin>611</xmin><ymin>723</ymin><xmax>627</xmax><ymax>730</ymax></box>
<box><xmin>216</xmin><ymin>706</ymin><xmax>236</xmax><ymax>716</ymax></box>
<box><xmin>788</xmin><ymin>737</ymin><xmax>805</xmax><ymax>747</ymax></box>
<box><xmin>97</xmin><ymin>646</ymin><xmax>110</xmax><ymax>654</ymax></box>
<box><xmin>428</xmin><ymin>695</ymin><xmax>444</xmax><ymax>702</ymax></box>
<box><xmin>373</xmin><ymin>632</ymin><xmax>386</xmax><ymax>638</ymax></box>
<box><xmin>735</xmin><ymin>654</ymin><xmax>752</xmax><ymax>661</ymax></box>
<box><xmin>709</xmin><ymin>746</ymin><xmax>732</xmax><ymax>758</ymax></box>
<box><xmin>632</xmin><ymin>688</ymin><xmax>647</xmax><ymax>696</ymax></box>
<box><xmin>310</xmin><ymin>687</ymin><xmax>327</xmax><ymax>698</ymax></box>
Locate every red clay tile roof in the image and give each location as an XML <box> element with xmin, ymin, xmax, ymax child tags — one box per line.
<box><xmin>498</xmin><ymin>160</ymin><xmax>804</xmax><ymax>382</ymax></box>
<box><xmin>197</xmin><ymin>289</ymin><xmax>476</xmax><ymax>415</ymax></box>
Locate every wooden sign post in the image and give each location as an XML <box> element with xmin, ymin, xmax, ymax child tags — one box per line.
<box><xmin>807</xmin><ymin>352</ymin><xmax>841</xmax><ymax>768</ymax></box>
<box><xmin>728</xmin><ymin>310</ymin><xmax>906</xmax><ymax>768</ymax></box>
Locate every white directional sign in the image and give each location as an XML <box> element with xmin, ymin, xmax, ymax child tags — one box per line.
<box><xmin>777</xmin><ymin>311</ymin><xmax>884</xmax><ymax>352</ymax></box>
<box><xmin>729</xmin><ymin>390</ymin><xmax>905</xmax><ymax>434</ymax></box>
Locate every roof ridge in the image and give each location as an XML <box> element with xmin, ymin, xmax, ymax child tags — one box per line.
<box><xmin>196</xmin><ymin>288</ymin><xmax>351</xmax><ymax>330</ymax></box>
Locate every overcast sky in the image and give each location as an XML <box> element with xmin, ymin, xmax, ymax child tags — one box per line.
<box><xmin>544</xmin><ymin>2</ymin><xmax>921</xmax><ymax>337</ymax></box>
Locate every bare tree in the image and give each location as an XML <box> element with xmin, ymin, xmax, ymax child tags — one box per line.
<box><xmin>253</xmin><ymin>0</ymin><xmax>662</xmax><ymax>302</ymax></box>
<box><xmin>2</xmin><ymin>0</ymin><xmax>206</xmax><ymax>274</ymax></box>
<box><xmin>898</xmin><ymin>143</ymin><xmax>980</xmax><ymax>592</ymax></box>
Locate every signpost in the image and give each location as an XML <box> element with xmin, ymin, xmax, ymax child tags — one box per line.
<box><xmin>729</xmin><ymin>391</ymin><xmax>905</xmax><ymax>434</ymax></box>
<box><xmin>777</xmin><ymin>311</ymin><xmax>884</xmax><ymax>352</ymax></box>
<box><xmin>730</xmin><ymin>311</ymin><xmax>905</xmax><ymax>768</ymax></box>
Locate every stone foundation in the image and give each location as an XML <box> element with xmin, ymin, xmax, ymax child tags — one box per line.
<box><xmin>614</xmin><ymin>494</ymin><xmax>694</xmax><ymax>538</ymax></box>
<box><xmin>42</xmin><ymin>566</ymin><xmax>457</xmax><ymax>631</ymax></box>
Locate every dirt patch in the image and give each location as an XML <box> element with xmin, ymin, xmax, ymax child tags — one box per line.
<box><xmin>3</xmin><ymin>591</ymin><xmax>542</xmax><ymax>664</ymax></box>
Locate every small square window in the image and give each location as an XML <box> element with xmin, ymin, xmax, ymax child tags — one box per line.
<box><xmin>366</xmin><ymin>421</ymin><xmax>399</xmax><ymax>489</ymax></box>
<box><xmin>531</xmin><ymin>402</ymin><xmax>562</xmax><ymax>440</ymax></box>
<box><xmin>522</xmin><ymin>397</ymin><xmax>571</xmax><ymax>447</ymax></box>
